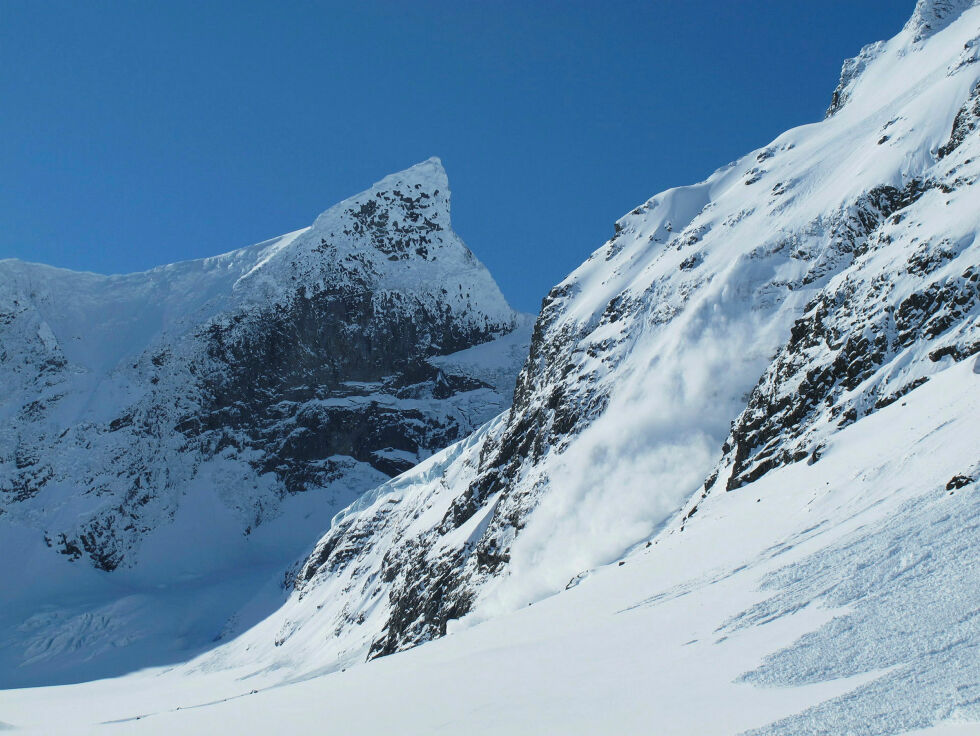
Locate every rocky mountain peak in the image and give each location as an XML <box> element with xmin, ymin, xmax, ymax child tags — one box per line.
<box><xmin>309</xmin><ymin>156</ymin><xmax>453</xmax><ymax>259</ymax></box>
<box><xmin>904</xmin><ymin>0</ymin><xmax>979</xmax><ymax>42</ymax></box>
<box><xmin>0</xmin><ymin>155</ymin><xmax>531</xmax><ymax>685</ymax></box>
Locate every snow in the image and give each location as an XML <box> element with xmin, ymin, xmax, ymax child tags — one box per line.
<box><xmin>2</xmin><ymin>355</ymin><xmax>976</xmax><ymax>734</ymax></box>
<box><xmin>467</xmin><ymin>0</ymin><xmax>980</xmax><ymax>620</ymax></box>
<box><xmin>428</xmin><ymin>312</ymin><xmax>535</xmax><ymax>395</ymax></box>
<box><xmin>905</xmin><ymin>0</ymin><xmax>979</xmax><ymax>41</ymax></box>
<box><xmin>2</xmin><ymin>2</ymin><xmax>979</xmax><ymax>732</ymax></box>
<box><xmin>0</xmin><ymin>155</ymin><xmax>528</xmax><ymax>687</ymax></box>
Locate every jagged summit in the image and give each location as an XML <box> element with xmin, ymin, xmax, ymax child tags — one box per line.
<box><xmin>905</xmin><ymin>0</ymin><xmax>979</xmax><ymax>41</ymax></box>
<box><xmin>294</xmin><ymin>156</ymin><xmax>508</xmax><ymax>317</ymax></box>
<box><xmin>311</xmin><ymin>157</ymin><xmax>451</xmax><ymax>237</ymax></box>
<box><xmin>0</xmin><ymin>158</ymin><xmax>529</xmax><ymax>685</ymax></box>
<box><xmin>1</xmin><ymin>156</ymin><xmax>459</xmax><ymax>293</ymax></box>
<box><xmin>335</xmin><ymin>156</ymin><xmax>448</xmax><ymax>203</ymax></box>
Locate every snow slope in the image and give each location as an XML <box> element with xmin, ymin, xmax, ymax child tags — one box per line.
<box><xmin>2</xmin><ymin>0</ymin><xmax>979</xmax><ymax>731</ymax></box>
<box><xmin>0</xmin><ymin>158</ymin><xmax>530</xmax><ymax>686</ymax></box>
<box><xmin>2</xmin><ymin>348</ymin><xmax>977</xmax><ymax>734</ymax></box>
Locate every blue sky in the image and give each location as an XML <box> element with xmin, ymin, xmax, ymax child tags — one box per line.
<box><xmin>1</xmin><ymin>1</ymin><xmax>913</xmax><ymax>312</ymax></box>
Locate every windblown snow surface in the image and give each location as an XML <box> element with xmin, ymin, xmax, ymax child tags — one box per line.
<box><xmin>2</xmin><ymin>0</ymin><xmax>980</xmax><ymax>733</ymax></box>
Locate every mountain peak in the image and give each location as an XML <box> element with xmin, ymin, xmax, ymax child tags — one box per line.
<box><xmin>904</xmin><ymin>0</ymin><xmax>978</xmax><ymax>42</ymax></box>
<box><xmin>363</xmin><ymin>156</ymin><xmax>449</xmax><ymax>202</ymax></box>
<box><xmin>358</xmin><ymin>156</ymin><xmax>447</xmax><ymax>196</ymax></box>
<box><xmin>386</xmin><ymin>155</ymin><xmax>446</xmax><ymax>182</ymax></box>
<box><xmin>229</xmin><ymin>156</ymin><xmax>514</xmax><ymax>331</ymax></box>
<box><xmin>311</xmin><ymin>157</ymin><xmax>452</xmax><ymax>236</ymax></box>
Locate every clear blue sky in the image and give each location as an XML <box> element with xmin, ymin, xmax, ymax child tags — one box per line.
<box><xmin>0</xmin><ymin>1</ymin><xmax>913</xmax><ymax>312</ymax></box>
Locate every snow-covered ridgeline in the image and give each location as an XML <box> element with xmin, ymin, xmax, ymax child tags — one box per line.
<box><xmin>1</xmin><ymin>2</ymin><xmax>979</xmax><ymax>731</ymax></box>
<box><xmin>0</xmin><ymin>158</ymin><xmax>530</xmax><ymax>686</ymax></box>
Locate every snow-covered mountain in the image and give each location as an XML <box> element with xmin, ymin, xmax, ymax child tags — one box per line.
<box><xmin>189</xmin><ymin>0</ymin><xmax>980</xmax><ymax>699</ymax></box>
<box><xmin>0</xmin><ymin>157</ymin><xmax>530</xmax><ymax>685</ymax></box>
<box><xmin>2</xmin><ymin>1</ymin><xmax>979</xmax><ymax>732</ymax></box>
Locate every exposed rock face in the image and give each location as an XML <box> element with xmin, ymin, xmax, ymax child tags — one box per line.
<box><xmin>719</xmin><ymin>180</ymin><xmax>979</xmax><ymax>491</ymax></box>
<box><xmin>0</xmin><ymin>158</ymin><xmax>527</xmax><ymax>573</ymax></box>
<box><xmin>939</xmin><ymin>81</ymin><xmax>980</xmax><ymax>158</ymax></box>
<box><xmin>252</xmin><ymin>0</ymin><xmax>980</xmax><ymax>673</ymax></box>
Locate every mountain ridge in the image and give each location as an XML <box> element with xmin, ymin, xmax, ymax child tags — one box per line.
<box><xmin>0</xmin><ymin>157</ymin><xmax>531</xmax><ymax>686</ymax></box>
<box><xmin>2</xmin><ymin>2</ymin><xmax>980</xmax><ymax>731</ymax></box>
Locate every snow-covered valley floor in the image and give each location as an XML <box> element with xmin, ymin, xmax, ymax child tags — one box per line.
<box><xmin>3</xmin><ymin>357</ymin><xmax>976</xmax><ymax>734</ymax></box>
